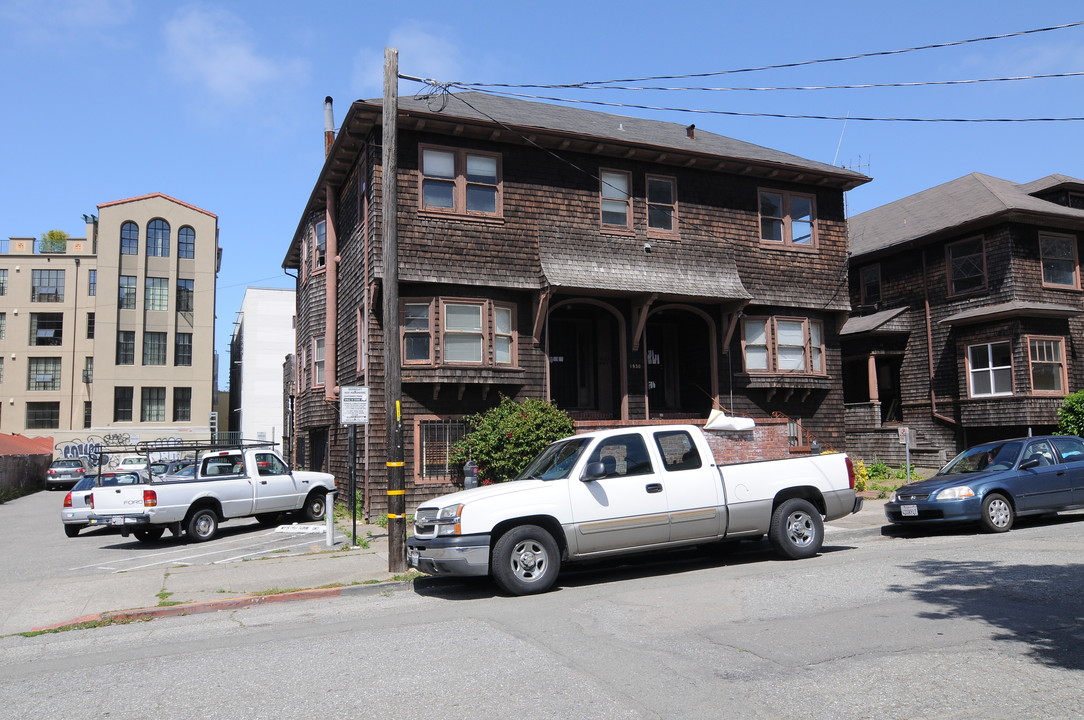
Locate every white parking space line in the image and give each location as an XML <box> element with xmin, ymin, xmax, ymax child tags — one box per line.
<box><xmin>66</xmin><ymin>528</ymin><xmax>281</xmax><ymax>571</ymax></box>
<box><xmin>109</xmin><ymin>532</ymin><xmax>317</xmax><ymax>572</ymax></box>
<box><xmin>213</xmin><ymin>538</ymin><xmax>327</xmax><ymax>564</ymax></box>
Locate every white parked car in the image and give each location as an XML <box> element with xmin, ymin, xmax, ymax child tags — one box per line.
<box><xmin>116</xmin><ymin>455</ymin><xmax>148</xmax><ymax>472</ymax></box>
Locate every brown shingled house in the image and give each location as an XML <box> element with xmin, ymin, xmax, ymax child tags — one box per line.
<box><xmin>282</xmin><ymin>92</ymin><xmax>869</xmax><ymax>513</ymax></box>
<box><xmin>843</xmin><ymin>173</ymin><xmax>1084</xmax><ymax>466</ymax></box>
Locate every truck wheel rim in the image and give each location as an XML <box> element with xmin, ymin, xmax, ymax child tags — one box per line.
<box><xmin>786</xmin><ymin>510</ymin><xmax>815</xmax><ymax>547</ymax></box>
<box><xmin>195</xmin><ymin>515</ymin><xmax>213</xmax><ymax>537</ymax></box>
<box><xmin>511</xmin><ymin>540</ymin><xmax>548</xmax><ymax>581</ymax></box>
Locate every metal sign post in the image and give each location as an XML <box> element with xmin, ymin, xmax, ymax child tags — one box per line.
<box><xmin>898</xmin><ymin>426</ymin><xmax>912</xmax><ymax>480</ymax></box>
<box><xmin>340</xmin><ymin>386</ymin><xmax>370</xmax><ymax>546</ymax></box>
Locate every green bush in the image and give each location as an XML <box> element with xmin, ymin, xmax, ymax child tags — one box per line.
<box><xmin>1057</xmin><ymin>390</ymin><xmax>1084</xmax><ymax>436</ymax></box>
<box><xmin>450</xmin><ymin>396</ymin><xmax>575</xmax><ymax>484</ymax></box>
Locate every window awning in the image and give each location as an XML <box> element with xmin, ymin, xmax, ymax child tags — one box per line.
<box><xmin>940</xmin><ymin>301</ymin><xmax>1082</xmax><ymax>326</ymax></box>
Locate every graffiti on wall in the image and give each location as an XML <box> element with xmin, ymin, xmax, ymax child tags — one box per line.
<box><xmin>56</xmin><ymin>434</ymin><xmax>185</xmax><ymax>469</ymax></box>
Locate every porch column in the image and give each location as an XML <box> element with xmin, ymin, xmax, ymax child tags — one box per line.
<box><xmin>867</xmin><ymin>354</ymin><xmax>879</xmax><ymax>403</ymax></box>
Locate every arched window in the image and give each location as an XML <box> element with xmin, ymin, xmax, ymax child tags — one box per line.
<box><xmin>147</xmin><ymin>219</ymin><xmax>170</xmax><ymax>257</ymax></box>
<box><xmin>178</xmin><ymin>226</ymin><xmax>195</xmax><ymax>259</ymax></box>
<box><xmin>121</xmin><ymin>221</ymin><xmax>139</xmax><ymax>255</ymax></box>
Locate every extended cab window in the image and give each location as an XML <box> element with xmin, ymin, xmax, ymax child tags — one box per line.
<box><xmin>588</xmin><ymin>434</ymin><xmax>654</xmax><ymax>478</ymax></box>
<box><xmin>654</xmin><ymin>430</ymin><xmax>703</xmax><ymax>472</ymax></box>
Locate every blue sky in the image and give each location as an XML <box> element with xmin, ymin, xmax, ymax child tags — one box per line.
<box><xmin>1</xmin><ymin>1</ymin><xmax>1082</xmax><ymax>386</ymax></box>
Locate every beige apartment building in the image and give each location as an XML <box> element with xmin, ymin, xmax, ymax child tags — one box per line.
<box><xmin>0</xmin><ymin>193</ymin><xmax>219</xmax><ymax>456</ymax></box>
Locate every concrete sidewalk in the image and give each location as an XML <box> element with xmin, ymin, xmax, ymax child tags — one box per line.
<box><xmin>11</xmin><ymin>499</ymin><xmax>892</xmax><ymax>636</ymax></box>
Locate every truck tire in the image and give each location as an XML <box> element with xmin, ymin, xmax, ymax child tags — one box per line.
<box><xmin>769</xmin><ymin>498</ymin><xmax>823</xmax><ymax>560</ymax></box>
<box><xmin>186</xmin><ymin>508</ymin><xmax>219</xmax><ymax>542</ymax></box>
<box><xmin>134</xmin><ymin>527</ymin><xmax>165</xmax><ymax>543</ymax></box>
<box><xmin>64</xmin><ymin>524</ymin><xmax>81</xmax><ymax>538</ymax></box>
<box><xmin>299</xmin><ymin>490</ymin><xmax>327</xmax><ymax>522</ymax></box>
<box><xmin>491</xmin><ymin>525</ymin><xmax>560</xmax><ymax>595</ymax></box>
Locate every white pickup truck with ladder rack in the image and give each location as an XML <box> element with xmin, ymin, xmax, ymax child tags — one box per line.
<box><xmin>84</xmin><ymin>441</ymin><xmax>335</xmax><ymax>543</ymax></box>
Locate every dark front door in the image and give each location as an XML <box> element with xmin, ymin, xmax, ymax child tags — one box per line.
<box><xmin>549</xmin><ymin>304</ymin><xmax>618</xmax><ymax>416</ymax></box>
<box><xmin>645</xmin><ymin>310</ymin><xmax>711</xmax><ymax>417</ymax></box>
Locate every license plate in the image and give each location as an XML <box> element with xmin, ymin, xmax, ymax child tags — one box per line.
<box><xmin>408</xmin><ymin>549</ymin><xmax>420</xmax><ymax>567</ymax></box>
<box><xmin>901</xmin><ymin>504</ymin><xmax>918</xmax><ymax>517</ymax></box>
<box><xmin>110</xmin><ymin>517</ymin><xmax>126</xmax><ymax>526</ymax></box>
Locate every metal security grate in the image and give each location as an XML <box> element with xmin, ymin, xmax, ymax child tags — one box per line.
<box><xmin>420</xmin><ymin>419</ymin><xmax>467</xmax><ymax>481</ymax></box>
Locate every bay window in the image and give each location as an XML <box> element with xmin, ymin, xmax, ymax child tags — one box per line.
<box><xmin>402</xmin><ymin>298</ymin><xmax>517</xmax><ymax>367</ymax></box>
<box><xmin>741</xmin><ymin>316</ymin><xmax>825</xmax><ymax>374</ymax></box>
<box><xmin>1028</xmin><ymin>336</ymin><xmax>1066</xmax><ymax>394</ymax></box>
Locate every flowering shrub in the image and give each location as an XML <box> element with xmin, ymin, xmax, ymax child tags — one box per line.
<box><xmin>450</xmin><ymin>396</ymin><xmax>575</xmax><ymax>484</ymax></box>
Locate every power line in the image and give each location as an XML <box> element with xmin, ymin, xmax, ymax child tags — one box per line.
<box><xmin>506</xmin><ymin>71</ymin><xmax>1084</xmax><ymax>93</ymax></box>
<box><xmin>436</xmin><ymin>86</ymin><xmax>1084</xmax><ymax>122</ymax></box>
<box><xmin>450</xmin><ymin>20</ymin><xmax>1084</xmax><ymax>88</ymax></box>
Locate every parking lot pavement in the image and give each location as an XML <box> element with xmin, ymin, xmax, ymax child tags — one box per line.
<box><xmin>0</xmin><ymin>490</ymin><xmax>393</xmax><ymax>635</ymax></box>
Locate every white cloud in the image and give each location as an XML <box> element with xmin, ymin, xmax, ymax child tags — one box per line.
<box><xmin>352</xmin><ymin>24</ymin><xmax>464</xmax><ymax>98</ymax></box>
<box><xmin>163</xmin><ymin>5</ymin><xmax>307</xmax><ymax>107</ymax></box>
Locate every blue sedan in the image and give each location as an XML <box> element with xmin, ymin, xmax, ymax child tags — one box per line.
<box><xmin>884</xmin><ymin>435</ymin><xmax>1084</xmax><ymax>532</ymax></box>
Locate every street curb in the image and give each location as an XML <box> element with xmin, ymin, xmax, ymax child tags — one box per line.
<box><xmin>25</xmin><ymin>579</ymin><xmax>416</xmax><ymax>634</ymax></box>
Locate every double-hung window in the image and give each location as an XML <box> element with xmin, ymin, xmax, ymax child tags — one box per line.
<box><xmin>0</xmin><ymin>268</ymin><xmax>8</xmax><ymax>295</ymax></box>
<box><xmin>968</xmin><ymin>341</ymin><xmax>1013</xmax><ymax>397</ymax></box>
<box><xmin>646</xmin><ymin>175</ymin><xmax>678</xmax><ymax>234</ymax></box>
<box><xmin>313</xmin><ymin>221</ymin><xmax>326</xmax><ymax>270</ymax></box>
<box><xmin>312</xmin><ymin>337</ymin><xmax>325</xmax><ymax>387</ymax></box>
<box><xmin>947</xmin><ymin>237</ymin><xmax>987</xmax><ymax>295</ymax></box>
<box><xmin>1039</xmin><ymin>233</ymin><xmax>1079</xmax><ymax>288</ymax></box>
<box><xmin>141</xmin><ymin>387</ymin><xmax>166</xmax><ymax>422</ymax></box>
<box><xmin>420</xmin><ymin>146</ymin><xmax>501</xmax><ymax>216</ymax></box>
<box><xmin>403</xmin><ymin>298</ymin><xmax>517</xmax><ymax>367</ymax></box>
<box><xmin>759</xmin><ymin>190</ymin><xmax>816</xmax><ymax>247</ymax></box>
<box><xmin>87</xmin><ymin>269</ymin><xmax>96</xmax><ymax>296</ymax></box>
<box><xmin>1028</xmin><ymin>336</ymin><xmax>1066</xmax><ymax>395</ymax></box>
<box><xmin>742</xmin><ymin>317</ymin><xmax>825</xmax><ymax>374</ymax></box>
<box><xmin>600</xmin><ymin>170</ymin><xmax>631</xmax><ymax>229</ymax></box>
<box><xmin>859</xmin><ymin>265</ymin><xmax>881</xmax><ymax>306</ymax></box>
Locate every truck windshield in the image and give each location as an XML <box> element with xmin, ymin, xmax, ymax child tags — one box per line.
<box><xmin>515</xmin><ymin>438</ymin><xmax>590</xmax><ymax>481</ymax></box>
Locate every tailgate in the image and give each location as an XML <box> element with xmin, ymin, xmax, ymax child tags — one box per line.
<box><xmin>90</xmin><ymin>485</ymin><xmax>151</xmax><ymax>515</ymax></box>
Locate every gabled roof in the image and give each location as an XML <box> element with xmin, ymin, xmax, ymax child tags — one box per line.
<box><xmin>98</xmin><ymin>193</ymin><xmax>217</xmax><ymax>219</ymax></box>
<box><xmin>394</xmin><ymin>92</ymin><xmax>867</xmax><ymax>184</ymax></box>
<box><xmin>849</xmin><ymin>173</ymin><xmax>1084</xmax><ymax>260</ymax></box>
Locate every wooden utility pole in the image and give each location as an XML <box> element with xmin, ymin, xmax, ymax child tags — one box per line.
<box><xmin>382</xmin><ymin>47</ymin><xmax>406</xmax><ymax>572</ymax></box>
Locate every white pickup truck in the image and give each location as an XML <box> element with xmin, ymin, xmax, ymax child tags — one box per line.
<box><xmin>407</xmin><ymin>424</ymin><xmax>860</xmax><ymax>594</ymax></box>
<box><xmin>85</xmin><ymin>447</ymin><xmax>336</xmax><ymax>543</ymax></box>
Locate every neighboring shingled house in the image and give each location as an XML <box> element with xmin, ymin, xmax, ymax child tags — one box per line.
<box><xmin>843</xmin><ymin>173</ymin><xmax>1084</xmax><ymax>465</ymax></box>
<box><xmin>282</xmin><ymin>91</ymin><xmax>869</xmax><ymax>513</ymax></box>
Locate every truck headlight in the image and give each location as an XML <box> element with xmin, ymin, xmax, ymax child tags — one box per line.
<box><xmin>933</xmin><ymin>486</ymin><xmax>975</xmax><ymax>501</ymax></box>
<box><xmin>435</xmin><ymin>504</ymin><xmax>464</xmax><ymax>536</ymax></box>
